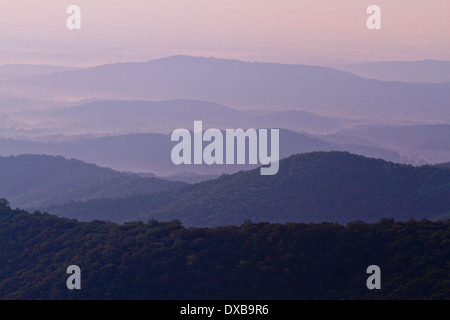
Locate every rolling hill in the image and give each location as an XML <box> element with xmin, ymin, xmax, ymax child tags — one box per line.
<box><xmin>46</xmin><ymin>152</ymin><xmax>450</xmax><ymax>227</ymax></box>
<box><xmin>0</xmin><ymin>154</ymin><xmax>185</xmax><ymax>208</ymax></box>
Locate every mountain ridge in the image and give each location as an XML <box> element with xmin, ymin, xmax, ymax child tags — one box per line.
<box><xmin>46</xmin><ymin>152</ymin><xmax>450</xmax><ymax>227</ymax></box>
<box><xmin>3</xmin><ymin>55</ymin><xmax>449</xmax><ymax>122</ymax></box>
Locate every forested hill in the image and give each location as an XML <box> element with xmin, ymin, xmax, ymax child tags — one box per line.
<box><xmin>47</xmin><ymin>152</ymin><xmax>450</xmax><ymax>227</ymax></box>
<box><xmin>0</xmin><ymin>154</ymin><xmax>185</xmax><ymax>208</ymax></box>
<box><xmin>0</xmin><ymin>202</ymin><xmax>448</xmax><ymax>299</ymax></box>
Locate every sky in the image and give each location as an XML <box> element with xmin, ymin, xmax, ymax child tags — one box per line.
<box><xmin>0</xmin><ymin>0</ymin><xmax>449</xmax><ymax>66</ymax></box>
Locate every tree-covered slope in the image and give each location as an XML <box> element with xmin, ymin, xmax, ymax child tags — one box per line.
<box><xmin>0</xmin><ymin>155</ymin><xmax>185</xmax><ymax>208</ymax></box>
<box><xmin>0</xmin><ymin>202</ymin><xmax>449</xmax><ymax>299</ymax></box>
<box><xmin>47</xmin><ymin>152</ymin><xmax>450</xmax><ymax>227</ymax></box>
<box><xmin>436</xmin><ymin>162</ymin><xmax>450</xmax><ymax>168</ymax></box>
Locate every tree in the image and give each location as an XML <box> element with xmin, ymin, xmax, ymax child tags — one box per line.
<box><xmin>0</xmin><ymin>198</ymin><xmax>10</xmax><ymax>208</ymax></box>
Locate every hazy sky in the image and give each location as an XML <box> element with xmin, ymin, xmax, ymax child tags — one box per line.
<box><xmin>0</xmin><ymin>0</ymin><xmax>449</xmax><ymax>66</ymax></box>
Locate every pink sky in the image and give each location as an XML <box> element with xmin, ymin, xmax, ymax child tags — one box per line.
<box><xmin>0</xmin><ymin>0</ymin><xmax>449</xmax><ymax>66</ymax></box>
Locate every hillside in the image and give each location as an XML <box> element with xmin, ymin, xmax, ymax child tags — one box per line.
<box><xmin>12</xmin><ymin>99</ymin><xmax>343</xmax><ymax>135</ymax></box>
<box><xmin>3</xmin><ymin>56</ymin><xmax>450</xmax><ymax>122</ymax></box>
<box><xmin>47</xmin><ymin>152</ymin><xmax>450</xmax><ymax>227</ymax></box>
<box><xmin>1</xmin><ymin>203</ymin><xmax>449</xmax><ymax>299</ymax></box>
<box><xmin>0</xmin><ymin>130</ymin><xmax>411</xmax><ymax>175</ymax></box>
<box><xmin>436</xmin><ymin>162</ymin><xmax>450</xmax><ymax>168</ymax></box>
<box><xmin>14</xmin><ymin>99</ymin><xmax>247</xmax><ymax>135</ymax></box>
<box><xmin>0</xmin><ymin>155</ymin><xmax>185</xmax><ymax>208</ymax></box>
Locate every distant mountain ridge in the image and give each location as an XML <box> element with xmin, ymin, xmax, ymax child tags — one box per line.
<box><xmin>334</xmin><ymin>60</ymin><xmax>450</xmax><ymax>83</ymax></box>
<box><xmin>46</xmin><ymin>152</ymin><xmax>450</xmax><ymax>227</ymax></box>
<box><xmin>3</xmin><ymin>56</ymin><xmax>449</xmax><ymax>122</ymax></box>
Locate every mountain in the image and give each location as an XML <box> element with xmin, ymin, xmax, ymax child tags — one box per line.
<box><xmin>0</xmin><ymin>155</ymin><xmax>185</xmax><ymax>208</ymax></box>
<box><xmin>0</xmin><ymin>130</ymin><xmax>411</xmax><ymax>175</ymax></box>
<box><xmin>11</xmin><ymin>99</ymin><xmax>342</xmax><ymax>135</ymax></box>
<box><xmin>46</xmin><ymin>152</ymin><xmax>450</xmax><ymax>227</ymax></box>
<box><xmin>3</xmin><ymin>56</ymin><xmax>450</xmax><ymax>122</ymax></box>
<box><xmin>1</xmin><ymin>203</ymin><xmax>449</xmax><ymax>299</ymax></box>
<box><xmin>337</xmin><ymin>124</ymin><xmax>450</xmax><ymax>164</ymax></box>
<box><xmin>334</xmin><ymin>60</ymin><xmax>450</xmax><ymax>84</ymax></box>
